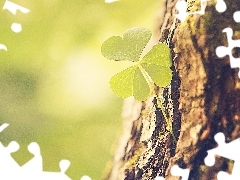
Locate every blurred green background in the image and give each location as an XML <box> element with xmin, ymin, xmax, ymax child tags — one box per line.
<box><xmin>0</xmin><ymin>0</ymin><xmax>160</xmax><ymax>179</ymax></box>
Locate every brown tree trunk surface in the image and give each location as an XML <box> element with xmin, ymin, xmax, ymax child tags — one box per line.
<box><xmin>105</xmin><ymin>0</ymin><xmax>240</xmax><ymax>179</ymax></box>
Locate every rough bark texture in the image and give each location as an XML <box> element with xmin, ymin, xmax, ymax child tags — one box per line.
<box><xmin>105</xmin><ymin>0</ymin><xmax>240</xmax><ymax>179</ymax></box>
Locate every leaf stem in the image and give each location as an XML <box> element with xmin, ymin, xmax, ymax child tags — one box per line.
<box><xmin>155</xmin><ymin>96</ymin><xmax>177</xmax><ymax>143</ymax></box>
<box><xmin>138</xmin><ymin>64</ymin><xmax>155</xmax><ymax>95</ymax></box>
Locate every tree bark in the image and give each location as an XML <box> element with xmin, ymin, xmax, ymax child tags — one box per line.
<box><xmin>105</xmin><ymin>0</ymin><xmax>240</xmax><ymax>179</ymax></box>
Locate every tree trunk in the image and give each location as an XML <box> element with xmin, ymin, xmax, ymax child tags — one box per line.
<box><xmin>105</xmin><ymin>0</ymin><xmax>240</xmax><ymax>179</ymax></box>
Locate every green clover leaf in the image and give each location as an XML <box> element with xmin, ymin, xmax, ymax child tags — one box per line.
<box><xmin>101</xmin><ymin>27</ymin><xmax>172</xmax><ymax>101</ymax></box>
